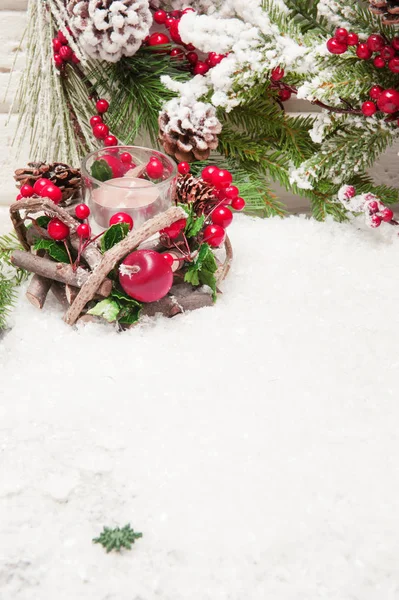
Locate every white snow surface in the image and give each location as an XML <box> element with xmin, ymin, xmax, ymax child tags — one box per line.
<box><xmin>1</xmin><ymin>207</ymin><xmax>399</xmax><ymax>599</ymax></box>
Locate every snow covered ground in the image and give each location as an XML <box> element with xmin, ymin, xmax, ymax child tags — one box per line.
<box><xmin>1</xmin><ymin>206</ymin><xmax>399</xmax><ymax>600</ymax></box>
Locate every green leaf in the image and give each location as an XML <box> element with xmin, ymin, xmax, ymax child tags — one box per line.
<box><xmin>88</xmin><ymin>298</ymin><xmax>120</xmax><ymax>322</ymax></box>
<box><xmin>185</xmin><ymin>215</ymin><xmax>205</xmax><ymax>238</ymax></box>
<box><xmin>91</xmin><ymin>159</ymin><xmax>113</xmax><ymax>182</ymax></box>
<box><xmin>198</xmin><ymin>268</ymin><xmax>217</xmax><ymax>302</ymax></box>
<box><xmin>36</xmin><ymin>216</ymin><xmax>51</xmax><ymax>229</ymax></box>
<box><xmin>184</xmin><ymin>268</ymin><xmax>200</xmax><ymax>286</ymax></box>
<box><xmin>101</xmin><ymin>223</ymin><xmax>130</xmax><ymax>253</ymax></box>
<box><xmin>111</xmin><ymin>287</ymin><xmax>142</xmax><ymax>324</ymax></box>
<box><xmin>184</xmin><ymin>243</ymin><xmax>218</xmax><ymax>301</ymax></box>
<box><xmin>111</xmin><ymin>287</ymin><xmax>141</xmax><ymax>307</ymax></box>
<box><xmin>33</xmin><ymin>238</ymin><xmax>69</xmax><ymax>263</ymax></box>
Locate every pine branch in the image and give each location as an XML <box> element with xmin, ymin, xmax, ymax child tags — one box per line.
<box><xmin>93</xmin><ymin>524</ymin><xmax>142</xmax><ymax>553</ymax></box>
<box><xmin>0</xmin><ymin>232</ymin><xmax>29</xmax><ymax>329</ymax></box>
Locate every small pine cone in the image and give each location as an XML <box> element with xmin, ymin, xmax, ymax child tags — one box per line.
<box><xmin>159</xmin><ymin>99</ymin><xmax>222</xmax><ymax>163</ymax></box>
<box><xmin>14</xmin><ymin>162</ymin><xmax>81</xmax><ymax>203</ymax></box>
<box><xmin>67</xmin><ymin>0</ymin><xmax>152</xmax><ymax>63</ymax></box>
<box><xmin>369</xmin><ymin>0</ymin><xmax>399</xmax><ymax>23</ymax></box>
<box><xmin>175</xmin><ymin>173</ymin><xmax>218</xmax><ymax>215</ymax></box>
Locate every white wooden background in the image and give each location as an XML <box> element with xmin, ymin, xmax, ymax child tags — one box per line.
<box><xmin>1</xmin><ymin>0</ymin><xmax>398</xmax><ymax>209</ymax></box>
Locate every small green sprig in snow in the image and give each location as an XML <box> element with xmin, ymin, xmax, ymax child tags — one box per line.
<box><xmin>93</xmin><ymin>524</ymin><xmax>143</xmax><ymax>553</ymax></box>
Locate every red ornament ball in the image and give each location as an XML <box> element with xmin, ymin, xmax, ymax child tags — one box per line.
<box><xmin>381</xmin><ymin>207</ymin><xmax>394</xmax><ymax>222</ymax></box>
<box><xmin>104</xmin><ymin>134</ymin><xmax>118</xmax><ymax>147</ymax></box>
<box><xmin>388</xmin><ymin>57</ymin><xmax>399</xmax><ymax>73</ymax></box>
<box><xmin>369</xmin><ymin>85</ymin><xmax>383</xmax><ymax>99</ymax></box>
<box><xmin>347</xmin><ymin>32</ymin><xmax>359</xmax><ymax>46</ymax></box>
<box><xmin>48</xmin><ymin>218</ymin><xmax>70</xmax><ymax>241</ymax></box>
<box><xmin>59</xmin><ymin>45</ymin><xmax>72</xmax><ymax>61</ymax></box>
<box><xmin>367</xmin><ymin>34</ymin><xmax>385</xmax><ymax>52</ymax></box>
<box><xmin>361</xmin><ymin>101</ymin><xmax>377</xmax><ymax>116</ymax></box>
<box><xmin>33</xmin><ymin>178</ymin><xmax>50</xmax><ymax>195</ymax></box>
<box><xmin>109</xmin><ymin>212</ymin><xmax>134</xmax><ymax>231</ymax></box>
<box><xmin>212</xmin><ymin>169</ymin><xmax>233</xmax><ymax>189</ymax></box>
<box><xmin>20</xmin><ymin>184</ymin><xmax>34</xmax><ymax>198</ymax></box>
<box><xmin>377</xmin><ymin>88</ymin><xmax>399</xmax><ymax>113</ymax></box>
<box><xmin>90</xmin><ymin>115</ymin><xmax>103</xmax><ymax>127</ymax></box>
<box><xmin>231</xmin><ymin>196</ymin><xmax>246</xmax><ymax>211</ymax></box>
<box><xmin>177</xmin><ymin>161</ymin><xmax>190</xmax><ymax>175</ymax></box>
<box><xmin>148</xmin><ymin>32</ymin><xmax>170</xmax><ymax>46</ymax></box>
<box><xmin>356</xmin><ymin>43</ymin><xmax>372</xmax><ymax>60</ymax></box>
<box><xmin>186</xmin><ymin>51</ymin><xmax>198</xmax><ymax>65</ymax></box>
<box><xmin>327</xmin><ymin>37</ymin><xmax>347</xmax><ymax>54</ymax></box>
<box><xmin>93</xmin><ymin>123</ymin><xmax>110</xmax><ymax>139</ymax></box>
<box><xmin>211</xmin><ymin>206</ymin><xmax>233</xmax><ymax>228</ymax></box>
<box><xmin>335</xmin><ymin>28</ymin><xmax>348</xmax><ymax>42</ymax></box>
<box><xmin>373</xmin><ymin>56</ymin><xmax>385</xmax><ymax>69</ymax></box>
<box><xmin>201</xmin><ymin>165</ymin><xmax>218</xmax><ymax>183</ymax></box>
<box><xmin>53</xmin><ymin>54</ymin><xmax>64</xmax><ymax>68</ymax></box>
<box><xmin>193</xmin><ymin>61</ymin><xmax>209</xmax><ymax>76</ymax></box>
<box><xmin>40</xmin><ymin>183</ymin><xmax>62</xmax><ymax>204</ymax></box>
<box><xmin>161</xmin><ymin>252</ymin><xmax>174</xmax><ymax>268</ymax></box>
<box><xmin>203</xmin><ymin>224</ymin><xmax>226</xmax><ymax>248</ymax></box>
<box><xmin>75</xmin><ymin>203</ymin><xmax>90</xmax><ymax>219</ymax></box>
<box><xmin>146</xmin><ymin>157</ymin><xmax>164</xmax><ymax>179</ymax></box>
<box><xmin>119</xmin><ymin>249</ymin><xmax>173</xmax><ymax>302</ymax></box>
<box><xmin>120</xmin><ymin>152</ymin><xmax>133</xmax><ymax>164</ymax></box>
<box><xmin>154</xmin><ymin>9</ymin><xmax>167</xmax><ymax>24</ymax></box>
<box><xmin>96</xmin><ymin>99</ymin><xmax>109</xmax><ymax>114</ymax></box>
<box><xmin>77</xmin><ymin>223</ymin><xmax>91</xmax><ymax>238</ymax></box>
<box><xmin>271</xmin><ymin>66</ymin><xmax>285</xmax><ymax>81</ymax></box>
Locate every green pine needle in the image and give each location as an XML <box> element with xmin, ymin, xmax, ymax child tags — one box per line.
<box><xmin>93</xmin><ymin>524</ymin><xmax>143</xmax><ymax>553</ymax></box>
<box><xmin>0</xmin><ymin>232</ymin><xmax>29</xmax><ymax>329</ymax></box>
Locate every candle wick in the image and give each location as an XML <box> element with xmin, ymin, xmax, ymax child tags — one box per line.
<box><xmin>119</xmin><ymin>264</ymin><xmax>141</xmax><ymax>277</ymax></box>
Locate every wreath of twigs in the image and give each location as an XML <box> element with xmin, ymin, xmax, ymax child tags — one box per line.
<box><xmin>9</xmin><ymin>197</ymin><xmax>233</xmax><ymax>327</ymax></box>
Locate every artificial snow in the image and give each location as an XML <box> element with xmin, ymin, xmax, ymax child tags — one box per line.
<box><xmin>1</xmin><ymin>207</ymin><xmax>399</xmax><ymax>599</ymax></box>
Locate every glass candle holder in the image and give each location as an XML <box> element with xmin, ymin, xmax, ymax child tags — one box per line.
<box><xmin>81</xmin><ymin>146</ymin><xmax>177</xmax><ymax>232</ymax></box>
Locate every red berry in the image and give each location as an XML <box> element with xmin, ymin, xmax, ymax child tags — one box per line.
<box><xmin>201</xmin><ymin>165</ymin><xmax>218</xmax><ymax>183</ymax></box>
<box><xmin>52</xmin><ymin>38</ymin><xmax>62</xmax><ymax>52</ymax></box>
<box><xmin>271</xmin><ymin>66</ymin><xmax>285</xmax><ymax>81</ymax></box>
<box><xmin>232</xmin><ymin>196</ymin><xmax>246</xmax><ymax>211</ymax></box>
<box><xmin>169</xmin><ymin>20</ymin><xmax>182</xmax><ymax>44</ymax></box>
<box><xmin>212</xmin><ymin>169</ymin><xmax>233</xmax><ymax>190</ymax></box>
<box><xmin>77</xmin><ymin>223</ymin><xmax>91</xmax><ymax>239</ymax></box>
<box><xmin>104</xmin><ymin>134</ymin><xmax>118</xmax><ymax>147</ymax></box>
<box><xmin>71</xmin><ymin>53</ymin><xmax>80</xmax><ymax>64</ymax></box>
<box><xmin>33</xmin><ymin>178</ymin><xmax>50</xmax><ymax>195</ymax></box>
<box><xmin>120</xmin><ymin>152</ymin><xmax>133</xmax><ymax>164</ymax></box>
<box><xmin>16</xmin><ymin>194</ymin><xmax>23</xmax><ymax>201</ymax></box>
<box><xmin>367</xmin><ymin>200</ymin><xmax>379</xmax><ymax>213</ymax></box>
<box><xmin>186</xmin><ymin>51</ymin><xmax>198</xmax><ymax>65</ymax></box>
<box><xmin>59</xmin><ymin>45</ymin><xmax>72</xmax><ymax>61</ymax></box>
<box><xmin>207</xmin><ymin>52</ymin><xmax>225</xmax><ymax>67</ymax></box>
<box><xmin>347</xmin><ymin>32</ymin><xmax>359</xmax><ymax>46</ymax></box>
<box><xmin>96</xmin><ymin>99</ymin><xmax>109</xmax><ymax>114</ymax></box>
<box><xmin>392</xmin><ymin>37</ymin><xmax>399</xmax><ymax>51</ymax></box>
<box><xmin>53</xmin><ymin>54</ymin><xmax>64</xmax><ymax>67</ymax></box>
<box><xmin>356</xmin><ymin>43</ymin><xmax>372</xmax><ymax>60</ymax></box>
<box><xmin>223</xmin><ymin>185</ymin><xmax>239</xmax><ymax>201</ymax></box>
<box><xmin>48</xmin><ymin>218</ymin><xmax>70</xmax><ymax>241</ymax></box>
<box><xmin>90</xmin><ymin>115</ymin><xmax>102</xmax><ymax>127</ymax></box>
<box><xmin>20</xmin><ymin>184</ymin><xmax>34</xmax><ymax>198</ymax></box>
<box><xmin>160</xmin><ymin>219</ymin><xmax>187</xmax><ymax>240</ymax></box>
<box><xmin>148</xmin><ymin>32</ymin><xmax>170</xmax><ymax>46</ymax></box>
<box><xmin>362</xmin><ymin>100</ymin><xmax>377</xmax><ymax>116</ymax></box>
<box><xmin>154</xmin><ymin>9</ymin><xmax>167</xmax><ymax>24</ymax></box>
<box><xmin>57</xmin><ymin>30</ymin><xmax>68</xmax><ymax>44</ymax></box>
<box><xmin>335</xmin><ymin>28</ymin><xmax>348</xmax><ymax>42</ymax></box>
<box><xmin>109</xmin><ymin>212</ymin><xmax>134</xmax><ymax>231</ymax></box>
<box><xmin>177</xmin><ymin>161</ymin><xmax>190</xmax><ymax>175</ymax></box>
<box><xmin>367</xmin><ymin>34</ymin><xmax>385</xmax><ymax>52</ymax></box>
<box><xmin>203</xmin><ymin>224</ymin><xmax>226</xmax><ymax>247</ymax></box>
<box><xmin>388</xmin><ymin>57</ymin><xmax>399</xmax><ymax>73</ymax></box>
<box><xmin>370</xmin><ymin>214</ymin><xmax>382</xmax><ymax>228</ymax></box>
<box><xmin>40</xmin><ymin>183</ymin><xmax>62</xmax><ymax>204</ymax></box>
<box><xmin>165</xmin><ymin>16</ymin><xmax>175</xmax><ymax>28</ymax></box>
<box><xmin>193</xmin><ymin>61</ymin><xmax>209</xmax><ymax>75</ymax></box>
<box><xmin>377</xmin><ymin>88</ymin><xmax>399</xmax><ymax>113</ymax></box>
<box><xmin>381</xmin><ymin>207</ymin><xmax>394</xmax><ymax>222</ymax></box>
<box><xmin>381</xmin><ymin>45</ymin><xmax>395</xmax><ymax>60</ymax></box>
<box><xmin>146</xmin><ymin>157</ymin><xmax>164</xmax><ymax>179</ymax></box>
<box><xmin>170</xmin><ymin>47</ymin><xmax>184</xmax><ymax>59</ymax></box>
<box><xmin>161</xmin><ymin>252</ymin><xmax>174</xmax><ymax>267</ymax></box>
<box><xmin>211</xmin><ymin>206</ymin><xmax>233</xmax><ymax>228</ymax></box>
<box><xmin>373</xmin><ymin>56</ymin><xmax>385</xmax><ymax>69</ymax></box>
<box><xmin>101</xmin><ymin>154</ymin><xmax>125</xmax><ymax>178</ymax></box>
<box><xmin>93</xmin><ymin>123</ymin><xmax>110</xmax><ymax>139</ymax></box>
<box><xmin>170</xmin><ymin>9</ymin><xmax>182</xmax><ymax>18</ymax></box>
<box><xmin>75</xmin><ymin>203</ymin><xmax>90</xmax><ymax>219</ymax></box>
<box><xmin>369</xmin><ymin>85</ymin><xmax>384</xmax><ymax>99</ymax></box>
<box><xmin>119</xmin><ymin>249</ymin><xmax>173</xmax><ymax>302</ymax></box>
<box><xmin>344</xmin><ymin>186</ymin><xmax>356</xmax><ymax>199</ymax></box>
<box><xmin>327</xmin><ymin>37</ymin><xmax>347</xmax><ymax>54</ymax></box>
<box><xmin>279</xmin><ymin>89</ymin><xmax>291</xmax><ymax>101</ymax></box>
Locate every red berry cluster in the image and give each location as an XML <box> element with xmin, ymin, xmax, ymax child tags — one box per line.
<box><xmin>148</xmin><ymin>8</ymin><xmax>226</xmax><ymax>76</ymax></box>
<box><xmin>16</xmin><ymin>178</ymin><xmax>63</xmax><ymax>204</ymax></box>
<box><xmin>52</xmin><ymin>29</ymin><xmax>79</xmax><ymax>69</ymax></box>
<box><xmin>75</xmin><ymin>203</ymin><xmax>92</xmax><ymax>239</ymax></box>
<box><xmin>327</xmin><ymin>28</ymin><xmax>399</xmax><ymax>73</ymax></box>
<box><xmin>269</xmin><ymin>66</ymin><xmax>293</xmax><ymax>102</ymax></box>
<box><xmin>89</xmin><ymin>98</ymin><xmax>119</xmax><ymax>146</ymax></box>
<box><xmin>341</xmin><ymin>185</ymin><xmax>394</xmax><ymax>228</ymax></box>
<box><xmin>362</xmin><ymin>87</ymin><xmax>399</xmax><ymax>119</ymax></box>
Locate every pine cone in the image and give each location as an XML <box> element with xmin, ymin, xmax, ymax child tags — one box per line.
<box><xmin>175</xmin><ymin>173</ymin><xmax>218</xmax><ymax>215</ymax></box>
<box><xmin>67</xmin><ymin>0</ymin><xmax>152</xmax><ymax>62</ymax></box>
<box><xmin>369</xmin><ymin>0</ymin><xmax>399</xmax><ymax>24</ymax></box>
<box><xmin>159</xmin><ymin>99</ymin><xmax>222</xmax><ymax>163</ymax></box>
<box><xmin>14</xmin><ymin>162</ymin><xmax>81</xmax><ymax>203</ymax></box>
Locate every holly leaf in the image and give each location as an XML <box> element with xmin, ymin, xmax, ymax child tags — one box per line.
<box><xmin>33</xmin><ymin>238</ymin><xmax>69</xmax><ymax>263</ymax></box>
<box><xmin>91</xmin><ymin>159</ymin><xmax>113</xmax><ymax>182</ymax></box>
<box><xmin>185</xmin><ymin>215</ymin><xmax>205</xmax><ymax>238</ymax></box>
<box><xmin>111</xmin><ymin>287</ymin><xmax>142</xmax><ymax>308</ymax></box>
<box><xmin>36</xmin><ymin>216</ymin><xmax>51</xmax><ymax>229</ymax></box>
<box><xmin>101</xmin><ymin>223</ymin><xmax>130</xmax><ymax>253</ymax></box>
<box><xmin>184</xmin><ymin>243</ymin><xmax>218</xmax><ymax>301</ymax></box>
<box><xmin>198</xmin><ymin>269</ymin><xmax>217</xmax><ymax>302</ymax></box>
<box><xmin>184</xmin><ymin>268</ymin><xmax>200</xmax><ymax>286</ymax></box>
<box><xmin>111</xmin><ymin>287</ymin><xmax>142</xmax><ymax>325</ymax></box>
<box><xmin>87</xmin><ymin>298</ymin><xmax>120</xmax><ymax>322</ymax></box>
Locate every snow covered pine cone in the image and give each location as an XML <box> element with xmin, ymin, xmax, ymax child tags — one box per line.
<box><xmin>67</xmin><ymin>0</ymin><xmax>152</xmax><ymax>62</ymax></box>
<box><xmin>369</xmin><ymin>0</ymin><xmax>399</xmax><ymax>25</ymax></box>
<box><xmin>14</xmin><ymin>162</ymin><xmax>81</xmax><ymax>203</ymax></box>
<box><xmin>175</xmin><ymin>173</ymin><xmax>218</xmax><ymax>215</ymax></box>
<box><xmin>158</xmin><ymin>100</ymin><xmax>222</xmax><ymax>163</ymax></box>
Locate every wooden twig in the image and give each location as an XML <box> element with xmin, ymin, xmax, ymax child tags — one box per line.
<box><xmin>51</xmin><ymin>282</ymin><xmax>69</xmax><ymax>308</ymax></box>
<box><xmin>64</xmin><ymin>206</ymin><xmax>187</xmax><ymax>325</ymax></box>
<box><xmin>26</xmin><ymin>274</ymin><xmax>52</xmax><ymax>309</ymax></box>
<box><xmin>216</xmin><ymin>235</ymin><xmax>233</xmax><ymax>284</ymax></box>
<box><xmin>140</xmin><ymin>283</ymin><xmax>213</xmax><ymax>319</ymax></box>
<box><xmin>11</xmin><ymin>250</ymin><xmax>112</xmax><ymax>298</ymax></box>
